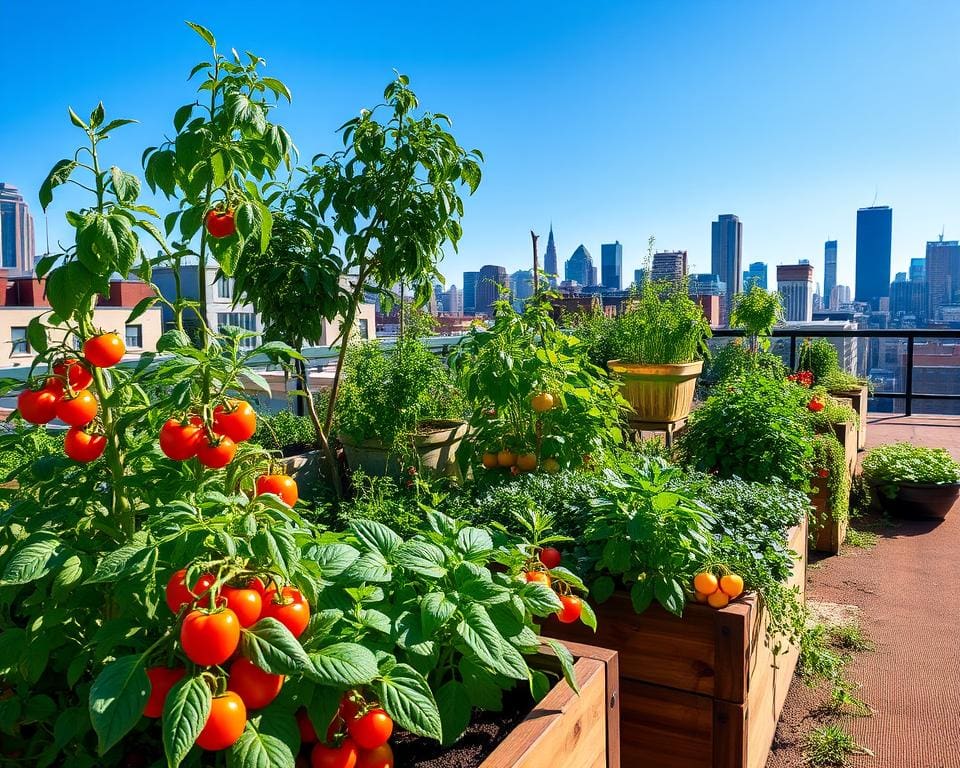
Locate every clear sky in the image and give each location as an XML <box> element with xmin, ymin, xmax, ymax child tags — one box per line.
<box><xmin>2</xmin><ymin>1</ymin><xmax>958</xmax><ymax>293</ymax></box>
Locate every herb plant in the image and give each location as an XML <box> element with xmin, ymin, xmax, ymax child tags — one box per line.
<box><xmin>812</xmin><ymin>434</ymin><xmax>851</xmax><ymax>522</ymax></box>
<box><xmin>729</xmin><ymin>285</ymin><xmax>783</xmax><ymax>353</ymax></box>
<box><xmin>862</xmin><ymin>443</ymin><xmax>960</xmax><ymax>497</ymax></box>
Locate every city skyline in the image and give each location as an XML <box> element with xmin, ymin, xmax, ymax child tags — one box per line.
<box><xmin>2</xmin><ymin>3</ymin><xmax>957</xmax><ymax>298</ymax></box>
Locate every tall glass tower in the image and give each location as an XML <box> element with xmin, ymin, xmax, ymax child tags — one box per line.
<box><xmin>462</xmin><ymin>271</ymin><xmax>479</xmax><ymax>314</ymax></box>
<box><xmin>600</xmin><ymin>242</ymin><xmax>623</xmax><ymax>290</ymax></box>
<box><xmin>711</xmin><ymin>214</ymin><xmax>742</xmax><ymax>321</ymax></box>
<box><xmin>854</xmin><ymin>206</ymin><xmax>892</xmax><ymax>310</ymax></box>
<box><xmin>823</xmin><ymin>240</ymin><xmax>838</xmax><ymax>305</ymax></box>
<box><xmin>0</xmin><ymin>184</ymin><xmax>36</xmax><ymax>273</ymax></box>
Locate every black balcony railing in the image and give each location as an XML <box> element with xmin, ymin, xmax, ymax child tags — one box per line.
<box><xmin>712</xmin><ymin>328</ymin><xmax>960</xmax><ymax>416</ymax></box>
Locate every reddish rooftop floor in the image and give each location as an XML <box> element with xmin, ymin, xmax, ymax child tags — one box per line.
<box><xmin>768</xmin><ymin>414</ymin><xmax>960</xmax><ymax>768</ymax></box>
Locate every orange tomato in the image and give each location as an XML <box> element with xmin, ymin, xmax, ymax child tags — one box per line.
<box><xmin>707</xmin><ymin>591</ymin><xmax>730</xmax><ymax>609</ymax></box>
<box><xmin>693</xmin><ymin>572</ymin><xmax>719</xmax><ymax>595</ymax></box>
<box><xmin>531</xmin><ymin>392</ymin><xmax>555</xmax><ymax>412</ymax></box>
<box><xmin>481</xmin><ymin>452</ymin><xmax>499</xmax><ymax>469</ymax></box>
<box><xmin>496</xmin><ymin>449</ymin><xmax>516</xmax><ymax>467</ymax></box>
<box><xmin>719</xmin><ymin>574</ymin><xmax>744</xmax><ymax>599</ymax></box>
<box><xmin>516</xmin><ymin>453</ymin><xmax>537</xmax><ymax>472</ymax></box>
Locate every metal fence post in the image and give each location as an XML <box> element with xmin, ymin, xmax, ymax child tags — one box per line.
<box><xmin>789</xmin><ymin>335</ymin><xmax>797</xmax><ymax>371</ymax></box>
<box><xmin>905</xmin><ymin>335</ymin><xmax>914</xmax><ymax>417</ymax></box>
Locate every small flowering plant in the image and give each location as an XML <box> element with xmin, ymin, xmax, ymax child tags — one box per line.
<box><xmin>787</xmin><ymin>370</ymin><xmax>813</xmax><ymax>388</ymax></box>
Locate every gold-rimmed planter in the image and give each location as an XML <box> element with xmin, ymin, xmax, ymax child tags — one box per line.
<box><xmin>607</xmin><ymin>360</ymin><xmax>703</xmax><ymax>423</ymax></box>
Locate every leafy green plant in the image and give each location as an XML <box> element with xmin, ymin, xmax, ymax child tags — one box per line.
<box><xmin>585</xmin><ymin>458</ymin><xmax>714</xmax><ymax>616</ymax></box>
<box><xmin>679</xmin><ymin>373</ymin><xmax>814</xmax><ymax>489</ymax></box>
<box><xmin>819</xmin><ymin>368</ymin><xmax>870</xmax><ymax>394</ymax></box>
<box><xmin>609</xmin><ymin>280</ymin><xmax>711</xmax><ymax>365</ymax></box>
<box><xmin>797</xmin><ymin>338</ymin><xmax>840</xmax><ymax>382</ymax></box>
<box><xmin>702</xmin><ymin>340</ymin><xmax>786</xmax><ymax>386</ymax></box>
<box><xmin>450</xmin><ymin>292</ymin><xmax>625</xmax><ymax>473</ymax></box>
<box><xmin>803</xmin><ymin>724</ymin><xmax>873</xmax><ymax>766</ymax></box>
<box><xmin>862</xmin><ymin>442</ymin><xmax>960</xmax><ymax>496</ymax></box>
<box><xmin>568</xmin><ymin>308</ymin><xmax>618</xmax><ymax>369</ymax></box>
<box><xmin>729</xmin><ymin>285</ymin><xmax>783</xmax><ymax>353</ymax></box>
<box><xmin>805</xmin><ymin>390</ymin><xmax>859</xmax><ymax>431</ymax></box>
<box><xmin>252</xmin><ymin>409</ymin><xmax>319</xmax><ymax>456</ymax></box>
<box><xmin>334</xmin><ymin>333</ymin><xmax>466</xmax><ymax>463</ymax></box>
<box><xmin>812</xmin><ymin>434</ymin><xmax>851</xmax><ymax>523</ymax></box>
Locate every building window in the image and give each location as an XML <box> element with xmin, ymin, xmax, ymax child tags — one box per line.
<box><xmin>217</xmin><ymin>276</ymin><xmax>232</xmax><ymax>299</ymax></box>
<box><xmin>217</xmin><ymin>312</ymin><xmax>258</xmax><ymax>349</ymax></box>
<box><xmin>10</xmin><ymin>327</ymin><xmax>30</xmax><ymax>356</ymax></box>
<box><xmin>358</xmin><ymin>318</ymin><xmax>370</xmax><ymax>340</ymax></box>
<box><xmin>125</xmin><ymin>324</ymin><xmax>143</xmax><ymax>349</ymax></box>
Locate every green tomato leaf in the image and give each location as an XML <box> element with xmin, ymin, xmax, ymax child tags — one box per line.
<box><xmin>227</xmin><ymin>719</ymin><xmax>295</xmax><ymax>768</ymax></box>
<box><xmin>241</xmin><ymin>618</ymin><xmax>311</xmax><ymax>676</ymax></box>
<box><xmin>1</xmin><ymin>531</ymin><xmax>62</xmax><ymax>585</ymax></box>
<box><xmin>436</xmin><ymin>681</ymin><xmax>472</xmax><ymax>746</ymax></box>
<box><xmin>88</xmin><ymin>655</ymin><xmax>149</xmax><ymax>755</ymax></box>
<box><xmin>307</xmin><ymin>643</ymin><xmax>378</xmax><ymax>687</ymax></box>
<box><xmin>162</xmin><ymin>676</ymin><xmax>212</xmax><ymax>768</ymax></box>
<box><xmin>371</xmin><ymin>663</ymin><xmax>442</xmax><ymax>741</ymax></box>
<box><xmin>543</xmin><ymin>638</ymin><xmax>579</xmax><ymax>695</ymax></box>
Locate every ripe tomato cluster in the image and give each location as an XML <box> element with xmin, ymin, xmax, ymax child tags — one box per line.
<box><xmin>808</xmin><ymin>397</ymin><xmax>825</xmax><ymax>412</ymax></box>
<box><xmin>479</xmin><ymin>391</ymin><xmax>561</xmax><ymax>475</ymax></box>
<box><xmin>298</xmin><ymin>692</ymin><xmax>395</xmax><ymax>768</ymax></box>
<box><xmin>159</xmin><ymin>399</ymin><xmax>257</xmax><ymax>469</ymax></box>
<box><xmin>522</xmin><ymin>547</ymin><xmax>583</xmax><ymax>624</ymax></box>
<box><xmin>787</xmin><ymin>370</ymin><xmax>814</xmax><ymax>388</ymax></box>
<box><xmin>144</xmin><ymin>569</ymin><xmax>313</xmax><ymax>752</ymax></box>
<box><xmin>692</xmin><ymin>570</ymin><xmax>745</xmax><ymax>609</ymax></box>
<box><xmin>16</xmin><ymin>336</ymin><xmax>126</xmax><ymax>462</ymax></box>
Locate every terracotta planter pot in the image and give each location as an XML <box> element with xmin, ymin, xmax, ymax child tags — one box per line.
<box><xmin>544</xmin><ymin>519</ymin><xmax>806</xmax><ymax>768</ymax></box>
<box><xmin>478</xmin><ymin>641</ymin><xmax>620</xmax><ymax>768</ymax></box>
<box><xmin>607</xmin><ymin>360</ymin><xmax>703</xmax><ymax>423</ymax></box>
<box><xmin>828</xmin><ymin>384</ymin><xmax>868</xmax><ymax>451</ymax></box>
<box><xmin>809</xmin><ymin>474</ymin><xmax>848</xmax><ymax>554</ymax></box>
<box><xmin>871</xmin><ymin>481</ymin><xmax>960</xmax><ymax>519</ymax></box>
<box><xmin>340</xmin><ymin>419</ymin><xmax>468</xmax><ymax>478</ymax></box>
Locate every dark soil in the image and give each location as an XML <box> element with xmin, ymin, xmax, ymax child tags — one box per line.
<box><xmin>391</xmin><ymin>686</ymin><xmax>534</xmax><ymax>768</ymax></box>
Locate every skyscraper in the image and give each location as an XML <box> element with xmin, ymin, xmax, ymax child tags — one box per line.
<box><xmin>633</xmin><ymin>268</ymin><xmax>647</xmax><ymax>287</ymax></box>
<box><xmin>854</xmin><ymin>206</ymin><xmax>892</xmax><ymax>310</ymax></box>
<box><xmin>600</xmin><ymin>242</ymin><xmax>623</xmax><ymax>291</ymax></box>
<box><xmin>462</xmin><ymin>271</ymin><xmax>479</xmax><ymax>314</ymax></box>
<box><xmin>711</xmin><ymin>214</ymin><xmax>743</xmax><ymax>320</ymax></box>
<box><xmin>510</xmin><ymin>269</ymin><xmax>534</xmax><ymax>310</ymax></box>
<box><xmin>777</xmin><ymin>263</ymin><xmax>814</xmax><ymax>322</ymax></box>
<box><xmin>823</xmin><ymin>240</ymin><xmax>838</xmax><ymax>304</ymax></box>
<box><xmin>925</xmin><ymin>237</ymin><xmax>960</xmax><ymax>321</ymax></box>
<box><xmin>910</xmin><ymin>257</ymin><xmax>926</xmax><ymax>283</ymax></box>
<box><xmin>543</xmin><ymin>225</ymin><xmax>558</xmax><ymax>286</ymax></box>
<box><xmin>650</xmin><ymin>251</ymin><xmax>688</xmax><ymax>285</ymax></box>
<box><xmin>443</xmin><ymin>284</ymin><xmax>461</xmax><ymax>315</ymax></box>
<box><xmin>564</xmin><ymin>245</ymin><xmax>594</xmax><ymax>286</ymax></box>
<box><xmin>475</xmin><ymin>265</ymin><xmax>507</xmax><ymax>317</ymax></box>
<box><xmin>742</xmin><ymin>261</ymin><xmax>768</xmax><ymax>290</ymax></box>
<box><xmin>0</xmin><ymin>184</ymin><xmax>36</xmax><ymax>273</ymax></box>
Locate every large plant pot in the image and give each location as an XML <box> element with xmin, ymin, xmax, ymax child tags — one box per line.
<box><xmin>809</xmin><ymin>474</ymin><xmax>848</xmax><ymax>553</ymax></box>
<box><xmin>340</xmin><ymin>419</ymin><xmax>468</xmax><ymax>478</ymax></box>
<box><xmin>545</xmin><ymin>519</ymin><xmax>806</xmax><ymax>768</ymax></box>
<box><xmin>607</xmin><ymin>360</ymin><xmax>703</xmax><ymax>424</ymax></box>
<box><xmin>280</xmin><ymin>450</ymin><xmax>331</xmax><ymax>501</ymax></box>
<box><xmin>828</xmin><ymin>385</ymin><xmax>868</xmax><ymax>451</ymax></box>
<box><xmin>478</xmin><ymin>641</ymin><xmax>620</xmax><ymax>768</ymax></box>
<box><xmin>871</xmin><ymin>481</ymin><xmax>960</xmax><ymax>520</ymax></box>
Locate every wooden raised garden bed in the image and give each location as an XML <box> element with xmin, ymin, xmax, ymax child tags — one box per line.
<box><xmin>810</xmin><ymin>474</ymin><xmax>848</xmax><ymax>554</ymax></box>
<box><xmin>828</xmin><ymin>384</ymin><xmax>868</xmax><ymax>451</ymax></box>
<box><xmin>543</xmin><ymin>519</ymin><xmax>807</xmax><ymax>768</ymax></box>
<box><xmin>480</xmin><ymin>641</ymin><xmax>621</xmax><ymax>768</ymax></box>
<box><xmin>830</xmin><ymin>420</ymin><xmax>858</xmax><ymax>480</ymax></box>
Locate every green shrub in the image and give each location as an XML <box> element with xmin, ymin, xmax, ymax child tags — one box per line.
<box><xmin>679</xmin><ymin>373</ymin><xmax>814</xmax><ymax>488</ymax></box>
<box><xmin>569</xmin><ymin>308</ymin><xmax>618</xmax><ymax>369</ymax></box>
<box><xmin>812</xmin><ymin>434</ymin><xmax>851</xmax><ymax>522</ymax></box>
<box><xmin>862</xmin><ymin>442</ymin><xmax>960</xmax><ymax>495</ymax></box>
<box><xmin>610</xmin><ymin>280</ymin><xmax>711</xmax><ymax>364</ymax></box>
<box><xmin>252</xmin><ymin>408</ymin><xmax>319</xmax><ymax>454</ymax></box>
<box><xmin>729</xmin><ymin>285</ymin><xmax>783</xmax><ymax>352</ymax></box>
<box><xmin>796</xmin><ymin>338</ymin><xmax>840</xmax><ymax>381</ymax></box>
<box><xmin>702</xmin><ymin>341</ymin><xmax>786</xmax><ymax>386</ymax></box>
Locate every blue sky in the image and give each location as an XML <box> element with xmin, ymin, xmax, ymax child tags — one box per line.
<box><xmin>2</xmin><ymin>1</ymin><xmax>958</xmax><ymax>293</ymax></box>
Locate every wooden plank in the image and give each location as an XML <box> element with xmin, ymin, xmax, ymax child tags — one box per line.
<box><xmin>713</xmin><ymin>700</ymin><xmax>747</xmax><ymax>768</ymax></box>
<box><xmin>557</xmin><ymin>641</ymin><xmax>621</xmax><ymax>768</ymax></box>
<box><xmin>619</xmin><ymin>679</ymin><xmax>714</xmax><ymax>768</ymax></box>
<box><xmin>480</xmin><ymin>656</ymin><xmax>608</xmax><ymax>768</ymax></box>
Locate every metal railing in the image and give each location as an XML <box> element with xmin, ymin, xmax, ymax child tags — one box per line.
<box><xmin>712</xmin><ymin>328</ymin><xmax>960</xmax><ymax>416</ymax></box>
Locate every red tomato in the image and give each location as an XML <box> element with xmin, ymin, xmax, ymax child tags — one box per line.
<box><xmin>227</xmin><ymin>657</ymin><xmax>284</xmax><ymax>710</ymax></box>
<box><xmin>339</xmin><ymin>693</ymin><xmax>361</xmax><ymax>723</ymax></box>
<box><xmin>355</xmin><ymin>743</ymin><xmax>394</xmax><ymax>768</ymax></box>
<box><xmin>180</xmin><ymin>609</ymin><xmax>241</xmax><ymax>667</ymax></box>
<box><xmin>262</xmin><ymin>586</ymin><xmax>310</xmax><ymax>638</ymax></box>
<box><xmin>196</xmin><ymin>435</ymin><xmax>237</xmax><ymax>469</ymax></box>
<box><xmin>165</xmin><ymin>569</ymin><xmax>216</xmax><ymax>614</ymax></box>
<box><xmin>17</xmin><ymin>387</ymin><xmax>60</xmax><ymax>424</ymax></box>
<box><xmin>297</xmin><ymin>708</ymin><xmax>318</xmax><ymax>744</ymax></box>
<box><xmin>205</xmin><ymin>209</ymin><xmax>237</xmax><ymax>239</ymax></box>
<box><xmin>347</xmin><ymin>708</ymin><xmax>393</xmax><ymax>750</ymax></box>
<box><xmin>83</xmin><ymin>333</ymin><xmax>125</xmax><ymax>368</ymax></box>
<box><xmin>311</xmin><ymin>740</ymin><xmax>358</xmax><ymax>768</ymax></box>
<box><xmin>212</xmin><ymin>399</ymin><xmax>256</xmax><ymax>443</ymax></box>
<box><xmin>524</xmin><ymin>571</ymin><xmax>551</xmax><ymax>587</ymax></box>
<box><xmin>556</xmin><ymin>595</ymin><xmax>582</xmax><ymax>624</ymax></box>
<box><xmin>221</xmin><ymin>586</ymin><xmax>262</xmax><ymax>627</ymax></box>
<box><xmin>64</xmin><ymin>427</ymin><xmax>106</xmax><ymax>462</ymax></box>
<box><xmin>51</xmin><ymin>358</ymin><xmax>94</xmax><ymax>392</ymax></box>
<box><xmin>55</xmin><ymin>389</ymin><xmax>98</xmax><ymax>427</ymax></box>
<box><xmin>539</xmin><ymin>547</ymin><xmax>562</xmax><ymax>569</ymax></box>
<box><xmin>143</xmin><ymin>666</ymin><xmax>185</xmax><ymax>718</ymax></box>
<box><xmin>195</xmin><ymin>691</ymin><xmax>246</xmax><ymax>751</ymax></box>
<box><xmin>159</xmin><ymin>419</ymin><xmax>203</xmax><ymax>461</ymax></box>
<box><xmin>255</xmin><ymin>474</ymin><xmax>299</xmax><ymax>506</ymax></box>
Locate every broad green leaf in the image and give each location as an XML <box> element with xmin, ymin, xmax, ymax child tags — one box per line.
<box><xmin>589</xmin><ymin>575</ymin><xmax>616</xmax><ymax>604</ymax></box>
<box><xmin>349</xmin><ymin>519</ymin><xmax>402</xmax><ymax>558</ymax></box>
<box><xmin>654</xmin><ymin>577</ymin><xmax>686</xmax><ymax>616</ymax></box>
<box><xmin>89</xmin><ymin>655</ymin><xmax>149</xmax><ymax>755</ymax></box>
<box><xmin>455</xmin><ymin>603</ymin><xmax>504</xmax><ymax>671</ymax></box>
<box><xmin>456</xmin><ymin>526</ymin><xmax>493</xmax><ymax>560</ymax></box>
<box><xmin>26</xmin><ymin>316</ymin><xmax>48</xmax><ymax>355</ymax></box>
<box><xmin>458</xmin><ymin>658</ymin><xmax>503</xmax><ymax>711</ymax></box>
<box><xmin>393</xmin><ymin>540</ymin><xmax>446</xmax><ymax>578</ymax></box>
<box><xmin>241</xmin><ymin>618</ymin><xmax>311</xmax><ymax>676</ymax></box>
<box><xmin>543</xmin><ymin>638</ymin><xmax>580</xmax><ymax>695</ymax></box>
<box><xmin>519</xmin><ymin>582</ymin><xmax>563</xmax><ymax>615</ymax></box>
<box><xmin>227</xmin><ymin>719</ymin><xmax>294</xmax><ymax>768</ymax></box>
<box><xmin>1</xmin><ymin>531</ymin><xmax>61</xmax><ymax>585</ymax></box>
<box><xmin>312</xmin><ymin>543</ymin><xmax>359</xmax><ymax>579</ymax></box>
<box><xmin>372</xmin><ymin>663</ymin><xmax>442</xmax><ymax>741</ymax></box>
<box><xmin>252</xmin><ymin>528</ymin><xmax>299</xmax><ymax>580</ymax></box>
<box><xmin>186</xmin><ymin>21</ymin><xmax>216</xmax><ymax>47</ymax></box>
<box><xmin>163</xmin><ymin>676</ymin><xmax>212</xmax><ymax>768</ymax></box>
<box><xmin>436</xmin><ymin>681</ymin><xmax>472</xmax><ymax>746</ymax></box>
<box><xmin>630</xmin><ymin>579</ymin><xmax>655</xmax><ymax>615</ymax></box>
<box><xmin>420</xmin><ymin>592</ymin><xmax>457</xmax><ymax>637</ymax></box>
<box><xmin>39</xmin><ymin>159</ymin><xmax>77</xmax><ymax>210</ymax></box>
<box><xmin>307</xmin><ymin>643</ymin><xmax>378</xmax><ymax>687</ymax></box>
<box><xmin>529</xmin><ymin>669</ymin><xmax>551</xmax><ymax>701</ymax></box>
<box><xmin>45</xmin><ymin>262</ymin><xmax>95</xmax><ymax>320</ymax></box>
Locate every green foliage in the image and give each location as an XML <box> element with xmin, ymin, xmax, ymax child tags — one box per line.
<box><xmin>585</xmin><ymin>458</ymin><xmax>714</xmax><ymax>616</ymax></box>
<box><xmin>701</xmin><ymin>341</ymin><xmax>787</xmax><ymax>386</ymax></box>
<box><xmin>609</xmin><ymin>280</ymin><xmax>711</xmax><ymax>365</ymax></box>
<box><xmin>804</xmin><ymin>724</ymin><xmax>873</xmax><ymax>766</ymax></box>
<box><xmin>450</xmin><ymin>292</ymin><xmax>625</xmax><ymax>471</ymax></box>
<box><xmin>332</xmin><ymin>470</ymin><xmax>425</xmax><ymax>538</ymax></box>
<box><xmin>806</xmin><ymin>391</ymin><xmax>859</xmax><ymax>431</ymax></box>
<box><xmin>812</xmin><ymin>434</ymin><xmax>851</xmax><ymax>522</ymax></box>
<box><xmin>334</xmin><ymin>334</ymin><xmax>466</xmax><ymax>460</ymax></box>
<box><xmin>253</xmin><ymin>409</ymin><xmax>319</xmax><ymax>454</ymax></box>
<box><xmin>679</xmin><ymin>374</ymin><xmax>814</xmax><ymax>489</ymax></box>
<box><xmin>568</xmin><ymin>308</ymin><xmax>618</xmax><ymax>369</ymax></box>
<box><xmin>797</xmin><ymin>338</ymin><xmax>840</xmax><ymax>381</ymax></box>
<box><xmin>819</xmin><ymin>368</ymin><xmax>869</xmax><ymax>393</ymax></box>
<box><xmin>729</xmin><ymin>285</ymin><xmax>783</xmax><ymax>351</ymax></box>
<box><xmin>862</xmin><ymin>442</ymin><xmax>960</xmax><ymax>495</ymax></box>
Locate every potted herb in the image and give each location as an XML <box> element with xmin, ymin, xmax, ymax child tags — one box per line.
<box><xmin>862</xmin><ymin>443</ymin><xmax>960</xmax><ymax>519</ymax></box>
<box><xmin>335</xmin><ymin>330</ymin><xmax>468</xmax><ymax>477</ymax></box>
<box><xmin>605</xmin><ymin>279</ymin><xmax>711</xmax><ymax>423</ymax></box>
<box><xmin>796</xmin><ymin>338</ymin><xmax>871</xmax><ymax>450</ymax></box>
